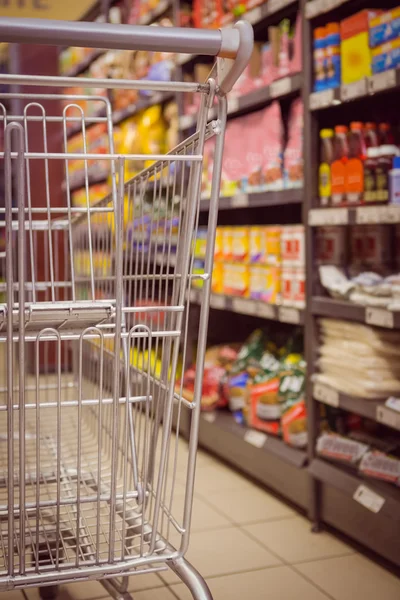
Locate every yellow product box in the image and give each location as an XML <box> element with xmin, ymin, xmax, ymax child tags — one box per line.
<box><xmin>231</xmin><ymin>227</ymin><xmax>250</xmax><ymax>262</ymax></box>
<box><xmin>340</xmin><ymin>10</ymin><xmax>378</xmax><ymax>84</ymax></box>
<box><xmin>222</xmin><ymin>227</ymin><xmax>233</xmax><ymax>261</ymax></box>
<box><xmin>222</xmin><ymin>263</ymin><xmax>250</xmax><ymax>297</ymax></box>
<box><xmin>214</xmin><ymin>227</ymin><xmax>224</xmax><ymax>261</ymax></box>
<box><xmin>264</xmin><ymin>226</ymin><xmax>282</xmax><ymax>265</ymax></box>
<box><xmin>191</xmin><ymin>259</ymin><xmax>206</xmax><ymax>289</ymax></box>
<box><xmin>194</xmin><ymin>228</ymin><xmax>208</xmax><ymax>260</ymax></box>
<box><xmin>249</xmin><ymin>265</ymin><xmax>281</xmax><ymax>304</ymax></box>
<box><xmin>249</xmin><ymin>227</ymin><xmax>265</xmax><ymax>264</ymax></box>
<box><xmin>212</xmin><ymin>261</ymin><xmax>224</xmax><ymax>294</ymax></box>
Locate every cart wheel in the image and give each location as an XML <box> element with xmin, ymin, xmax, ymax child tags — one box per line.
<box><xmin>39</xmin><ymin>585</ymin><xmax>59</xmax><ymax>600</ymax></box>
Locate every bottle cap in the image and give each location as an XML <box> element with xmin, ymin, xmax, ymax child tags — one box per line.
<box><xmin>335</xmin><ymin>125</ymin><xmax>348</xmax><ymax>134</ymax></box>
<box><xmin>365</xmin><ymin>122</ymin><xmax>377</xmax><ymax>131</ymax></box>
<box><xmin>350</xmin><ymin>121</ymin><xmax>363</xmax><ymax>131</ymax></box>
<box><xmin>320</xmin><ymin>128</ymin><xmax>334</xmax><ymax>138</ymax></box>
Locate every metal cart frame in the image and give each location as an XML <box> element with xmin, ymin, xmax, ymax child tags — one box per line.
<box><xmin>0</xmin><ymin>15</ymin><xmax>252</xmax><ymax>600</ymax></box>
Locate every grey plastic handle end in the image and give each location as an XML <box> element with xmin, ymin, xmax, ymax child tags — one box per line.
<box><xmin>218</xmin><ymin>21</ymin><xmax>254</xmax><ymax>96</ymax></box>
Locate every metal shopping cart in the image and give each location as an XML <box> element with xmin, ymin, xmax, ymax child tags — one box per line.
<box><xmin>0</xmin><ymin>16</ymin><xmax>252</xmax><ymax>600</ymax></box>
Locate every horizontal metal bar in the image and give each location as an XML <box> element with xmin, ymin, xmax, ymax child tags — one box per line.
<box><xmin>1</xmin><ymin>330</ymin><xmax>181</xmax><ymax>342</ymax></box>
<box><xmin>0</xmin><ymin>17</ymin><xmax>226</xmax><ymax>57</ymax></box>
<box><xmin>0</xmin><ymin>395</ymin><xmax>151</xmax><ymax>411</ymax></box>
<box><xmin>0</xmin><ymin>73</ymin><xmax>206</xmax><ymax>93</ymax></box>
<box><xmin>0</xmin><ymin>151</ymin><xmax>203</xmax><ymax>161</ymax></box>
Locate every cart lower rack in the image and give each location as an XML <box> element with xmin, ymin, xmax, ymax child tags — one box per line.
<box><xmin>0</xmin><ymin>15</ymin><xmax>253</xmax><ymax>600</ymax></box>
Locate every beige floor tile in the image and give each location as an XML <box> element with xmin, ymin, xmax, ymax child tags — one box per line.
<box><xmin>296</xmin><ymin>554</ymin><xmax>400</xmax><ymax>600</ymax></box>
<box><xmin>169</xmin><ymin>493</ymin><xmax>231</xmax><ymax>532</ymax></box>
<box><xmin>201</xmin><ymin>485</ymin><xmax>294</xmax><ymax>525</ymax></box>
<box><xmin>0</xmin><ymin>592</ymin><xmax>24</xmax><ymax>599</ymax></box>
<box><xmin>186</xmin><ymin>463</ymin><xmax>254</xmax><ymax>494</ymax></box>
<box><xmin>244</xmin><ymin>515</ymin><xmax>354</xmax><ymax>563</ymax></box>
<box><xmin>126</xmin><ymin>571</ymin><xmax>165</xmax><ymax>592</ymax></box>
<box><xmin>132</xmin><ymin>587</ymin><xmax>177</xmax><ymax>600</ymax></box>
<box><xmin>171</xmin><ymin>565</ymin><xmax>330</xmax><ymax>600</ymax></box>
<box><xmin>25</xmin><ymin>581</ymin><xmax>107</xmax><ymax>600</ymax></box>
<box><xmin>159</xmin><ymin>526</ymin><xmax>282</xmax><ymax>584</ymax></box>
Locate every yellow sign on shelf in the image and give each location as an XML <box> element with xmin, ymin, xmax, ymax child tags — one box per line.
<box><xmin>0</xmin><ymin>0</ymin><xmax>98</xmax><ymax>21</ymax></box>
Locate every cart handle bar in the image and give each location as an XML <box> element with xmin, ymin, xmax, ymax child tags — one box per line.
<box><xmin>0</xmin><ymin>17</ymin><xmax>253</xmax><ymax>95</ymax></box>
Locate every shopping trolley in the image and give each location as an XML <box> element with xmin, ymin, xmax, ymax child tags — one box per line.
<box><xmin>0</xmin><ymin>15</ymin><xmax>252</xmax><ymax>600</ymax></box>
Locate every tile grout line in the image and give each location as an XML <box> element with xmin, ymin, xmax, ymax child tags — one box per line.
<box><xmin>239</xmin><ymin>524</ymin><xmax>337</xmax><ymax>600</ymax></box>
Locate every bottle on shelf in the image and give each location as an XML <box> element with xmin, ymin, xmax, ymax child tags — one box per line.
<box><xmin>331</xmin><ymin>125</ymin><xmax>348</xmax><ymax>205</ymax></box>
<box><xmin>364</xmin><ymin>122</ymin><xmax>379</xmax><ymax>204</ymax></box>
<box><xmin>346</xmin><ymin>121</ymin><xmax>366</xmax><ymax>205</ymax></box>
<box><xmin>319</xmin><ymin>128</ymin><xmax>334</xmax><ymax>207</ymax></box>
<box><xmin>376</xmin><ymin>121</ymin><xmax>399</xmax><ymax>203</ymax></box>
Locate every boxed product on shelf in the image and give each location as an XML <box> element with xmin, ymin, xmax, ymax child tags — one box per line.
<box><xmin>369</xmin><ymin>7</ymin><xmax>400</xmax><ymax>47</ymax></box>
<box><xmin>359</xmin><ymin>450</ymin><xmax>400</xmax><ymax>485</ymax></box>
<box><xmin>281</xmin><ymin>225</ymin><xmax>305</xmax><ymax>267</ymax></box>
<box><xmin>371</xmin><ymin>38</ymin><xmax>400</xmax><ymax>74</ymax></box>
<box><xmin>313</xmin><ymin>22</ymin><xmax>340</xmax><ymax>92</ymax></box>
<box><xmin>249</xmin><ymin>265</ymin><xmax>281</xmax><ymax>303</ymax></box>
<box><xmin>212</xmin><ymin>262</ymin><xmax>224</xmax><ymax>294</ymax></box>
<box><xmin>349</xmin><ymin>224</ymin><xmax>392</xmax><ymax>272</ymax></box>
<box><xmin>222</xmin><ymin>263</ymin><xmax>250</xmax><ymax>296</ymax></box>
<box><xmin>316</xmin><ymin>432</ymin><xmax>369</xmax><ymax>464</ymax></box>
<box><xmin>281</xmin><ymin>266</ymin><xmax>305</xmax><ymax>308</ymax></box>
<box><xmin>283</xmin><ymin>98</ymin><xmax>303</xmax><ymax>189</ymax></box>
<box><xmin>280</xmin><ymin>358</ymin><xmax>307</xmax><ymax>447</ymax></box>
<box><xmin>340</xmin><ymin>10</ymin><xmax>378</xmax><ymax>85</ymax></box>
<box><xmin>264</xmin><ymin>226</ymin><xmax>282</xmax><ymax>265</ymax></box>
<box><xmin>231</xmin><ymin>227</ymin><xmax>250</xmax><ymax>262</ymax></box>
<box><xmin>315</xmin><ymin>226</ymin><xmax>347</xmax><ymax>265</ymax></box>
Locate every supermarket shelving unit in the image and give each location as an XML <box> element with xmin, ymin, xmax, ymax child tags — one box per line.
<box><xmin>60</xmin><ymin>0</ymin><xmax>400</xmax><ymax>572</ymax></box>
<box><xmin>303</xmin><ymin>0</ymin><xmax>400</xmax><ymax>569</ymax></box>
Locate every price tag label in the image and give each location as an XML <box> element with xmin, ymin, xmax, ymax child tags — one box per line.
<box><xmin>308</xmin><ymin>208</ymin><xmax>349</xmax><ymax>226</ymax></box>
<box><xmin>210</xmin><ymin>294</ymin><xmax>226</xmax><ymax>310</ymax></box>
<box><xmin>353</xmin><ymin>484</ymin><xmax>385</xmax><ymax>514</ymax></box>
<box><xmin>259</xmin><ymin>303</ymin><xmax>276</xmax><ymax>320</ymax></box>
<box><xmin>202</xmin><ymin>412</ymin><xmax>216</xmax><ymax>423</ymax></box>
<box><xmin>365</xmin><ymin>307</ymin><xmax>394</xmax><ymax>329</ymax></box>
<box><xmin>232</xmin><ymin>297</ymin><xmax>255</xmax><ymax>315</ymax></box>
<box><xmin>227</xmin><ymin>97</ymin><xmax>239</xmax><ymax>114</ymax></box>
<box><xmin>231</xmin><ymin>193</ymin><xmax>249</xmax><ymax>208</ymax></box>
<box><xmin>368</xmin><ymin>69</ymin><xmax>396</xmax><ymax>94</ymax></box>
<box><xmin>356</xmin><ymin>205</ymin><xmax>400</xmax><ymax>224</ymax></box>
<box><xmin>341</xmin><ymin>78</ymin><xmax>367</xmax><ymax>102</ymax></box>
<box><xmin>313</xmin><ymin>382</ymin><xmax>339</xmax><ymax>407</ymax></box>
<box><xmin>305</xmin><ymin>0</ymin><xmax>320</xmax><ymax>18</ymax></box>
<box><xmin>245</xmin><ymin>6</ymin><xmax>262</xmax><ymax>23</ymax></box>
<box><xmin>278</xmin><ymin>306</ymin><xmax>300</xmax><ymax>324</ymax></box>
<box><xmin>267</xmin><ymin>0</ymin><xmax>292</xmax><ymax>14</ymax></box>
<box><xmin>244</xmin><ymin>429</ymin><xmax>267</xmax><ymax>448</ymax></box>
<box><xmin>270</xmin><ymin>77</ymin><xmax>292</xmax><ymax>98</ymax></box>
<box><xmin>180</xmin><ymin>115</ymin><xmax>194</xmax><ymax>130</ymax></box>
<box><xmin>376</xmin><ymin>406</ymin><xmax>400</xmax><ymax>431</ymax></box>
<box><xmin>309</xmin><ymin>89</ymin><xmax>334</xmax><ymax>110</ymax></box>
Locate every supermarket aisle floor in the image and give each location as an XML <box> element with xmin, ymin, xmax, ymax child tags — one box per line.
<box><xmin>19</xmin><ymin>449</ymin><xmax>400</xmax><ymax>600</ymax></box>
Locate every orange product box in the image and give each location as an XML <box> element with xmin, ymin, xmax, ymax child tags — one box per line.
<box><xmin>231</xmin><ymin>227</ymin><xmax>250</xmax><ymax>262</ymax></box>
<box><xmin>249</xmin><ymin>265</ymin><xmax>281</xmax><ymax>304</ymax></box>
<box><xmin>212</xmin><ymin>261</ymin><xmax>223</xmax><ymax>294</ymax></box>
<box><xmin>222</xmin><ymin>263</ymin><xmax>249</xmax><ymax>297</ymax></box>
<box><xmin>249</xmin><ymin>227</ymin><xmax>266</xmax><ymax>264</ymax></box>
<box><xmin>214</xmin><ymin>227</ymin><xmax>224</xmax><ymax>261</ymax></box>
<box><xmin>222</xmin><ymin>227</ymin><xmax>233</xmax><ymax>261</ymax></box>
<box><xmin>264</xmin><ymin>226</ymin><xmax>281</xmax><ymax>265</ymax></box>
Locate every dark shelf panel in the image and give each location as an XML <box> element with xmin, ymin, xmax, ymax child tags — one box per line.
<box><xmin>64</xmin><ymin>49</ymin><xmax>105</xmax><ymax>78</ymax></box>
<box><xmin>179</xmin><ymin>73</ymin><xmax>302</xmax><ymax>130</ymax></box>
<box><xmin>309</xmin><ymin>204</ymin><xmax>400</xmax><ymax>226</ymax></box>
<box><xmin>311</xmin><ymin>296</ymin><xmax>400</xmax><ymax>330</ymax></box>
<box><xmin>200</xmin><ymin>188</ymin><xmax>303</xmax><ymax>212</ymax></box>
<box><xmin>190</xmin><ymin>289</ymin><xmax>305</xmax><ymax>324</ymax></box>
<box><xmin>309</xmin><ymin>68</ymin><xmax>400</xmax><ymax>111</ymax></box>
<box><xmin>198</xmin><ymin>410</ymin><xmax>309</xmax><ymax>508</ymax></box>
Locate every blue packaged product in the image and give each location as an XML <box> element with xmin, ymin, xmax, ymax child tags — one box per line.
<box><xmin>313</xmin><ymin>27</ymin><xmax>327</xmax><ymax>92</ymax></box>
<box><xmin>370</xmin><ymin>8</ymin><xmax>400</xmax><ymax>48</ymax></box>
<box><xmin>371</xmin><ymin>38</ymin><xmax>400</xmax><ymax>73</ymax></box>
<box><xmin>325</xmin><ymin>23</ymin><xmax>341</xmax><ymax>89</ymax></box>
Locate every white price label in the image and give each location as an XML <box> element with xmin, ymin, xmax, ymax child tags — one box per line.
<box><xmin>313</xmin><ymin>383</ymin><xmax>339</xmax><ymax>407</ymax></box>
<box><xmin>309</xmin><ymin>89</ymin><xmax>334</xmax><ymax>110</ymax></box>
<box><xmin>267</xmin><ymin>0</ymin><xmax>292</xmax><ymax>14</ymax></box>
<box><xmin>180</xmin><ymin>115</ymin><xmax>194</xmax><ymax>130</ymax></box>
<box><xmin>376</xmin><ymin>406</ymin><xmax>400</xmax><ymax>431</ymax></box>
<box><xmin>259</xmin><ymin>303</ymin><xmax>276</xmax><ymax>320</ymax></box>
<box><xmin>244</xmin><ymin>429</ymin><xmax>267</xmax><ymax>448</ymax></box>
<box><xmin>341</xmin><ymin>78</ymin><xmax>367</xmax><ymax>102</ymax></box>
<box><xmin>305</xmin><ymin>0</ymin><xmax>320</xmax><ymax>18</ymax></box>
<box><xmin>210</xmin><ymin>294</ymin><xmax>226</xmax><ymax>310</ymax></box>
<box><xmin>356</xmin><ymin>205</ymin><xmax>400</xmax><ymax>224</ymax></box>
<box><xmin>368</xmin><ymin>69</ymin><xmax>396</xmax><ymax>94</ymax></box>
<box><xmin>246</xmin><ymin>6</ymin><xmax>262</xmax><ymax>23</ymax></box>
<box><xmin>353</xmin><ymin>484</ymin><xmax>385</xmax><ymax>514</ymax></box>
<box><xmin>308</xmin><ymin>208</ymin><xmax>349</xmax><ymax>226</ymax></box>
<box><xmin>227</xmin><ymin>97</ymin><xmax>239</xmax><ymax>114</ymax></box>
<box><xmin>202</xmin><ymin>412</ymin><xmax>216</xmax><ymax>423</ymax></box>
<box><xmin>278</xmin><ymin>306</ymin><xmax>300</xmax><ymax>324</ymax></box>
<box><xmin>365</xmin><ymin>308</ymin><xmax>394</xmax><ymax>329</ymax></box>
<box><xmin>231</xmin><ymin>193</ymin><xmax>249</xmax><ymax>208</ymax></box>
<box><xmin>270</xmin><ymin>77</ymin><xmax>292</xmax><ymax>98</ymax></box>
<box><xmin>232</xmin><ymin>297</ymin><xmax>255</xmax><ymax>315</ymax></box>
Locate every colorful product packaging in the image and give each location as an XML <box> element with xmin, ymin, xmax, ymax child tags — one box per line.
<box><xmin>222</xmin><ymin>227</ymin><xmax>233</xmax><ymax>261</ymax></box>
<box><xmin>249</xmin><ymin>227</ymin><xmax>266</xmax><ymax>264</ymax></box>
<box><xmin>231</xmin><ymin>227</ymin><xmax>250</xmax><ymax>262</ymax></box>
<box><xmin>194</xmin><ymin>228</ymin><xmax>208</xmax><ymax>260</ymax></box>
<box><xmin>264</xmin><ymin>226</ymin><xmax>282</xmax><ymax>265</ymax></box>
<box><xmin>315</xmin><ymin>226</ymin><xmax>347</xmax><ymax>266</ymax></box>
<box><xmin>214</xmin><ymin>227</ymin><xmax>224</xmax><ymax>261</ymax></box>
<box><xmin>369</xmin><ymin>8</ymin><xmax>400</xmax><ymax>47</ymax></box>
<box><xmin>340</xmin><ymin>10</ymin><xmax>378</xmax><ymax>84</ymax></box>
<box><xmin>249</xmin><ymin>265</ymin><xmax>281</xmax><ymax>304</ymax></box>
<box><xmin>212</xmin><ymin>262</ymin><xmax>223</xmax><ymax>294</ymax></box>
<box><xmin>222</xmin><ymin>264</ymin><xmax>250</xmax><ymax>297</ymax></box>
<box><xmin>284</xmin><ymin>98</ymin><xmax>304</xmax><ymax>189</ymax></box>
<box><xmin>191</xmin><ymin>259</ymin><xmax>206</xmax><ymax>289</ymax></box>
<box><xmin>281</xmin><ymin>225</ymin><xmax>305</xmax><ymax>267</ymax></box>
<box><xmin>371</xmin><ymin>38</ymin><xmax>400</xmax><ymax>73</ymax></box>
